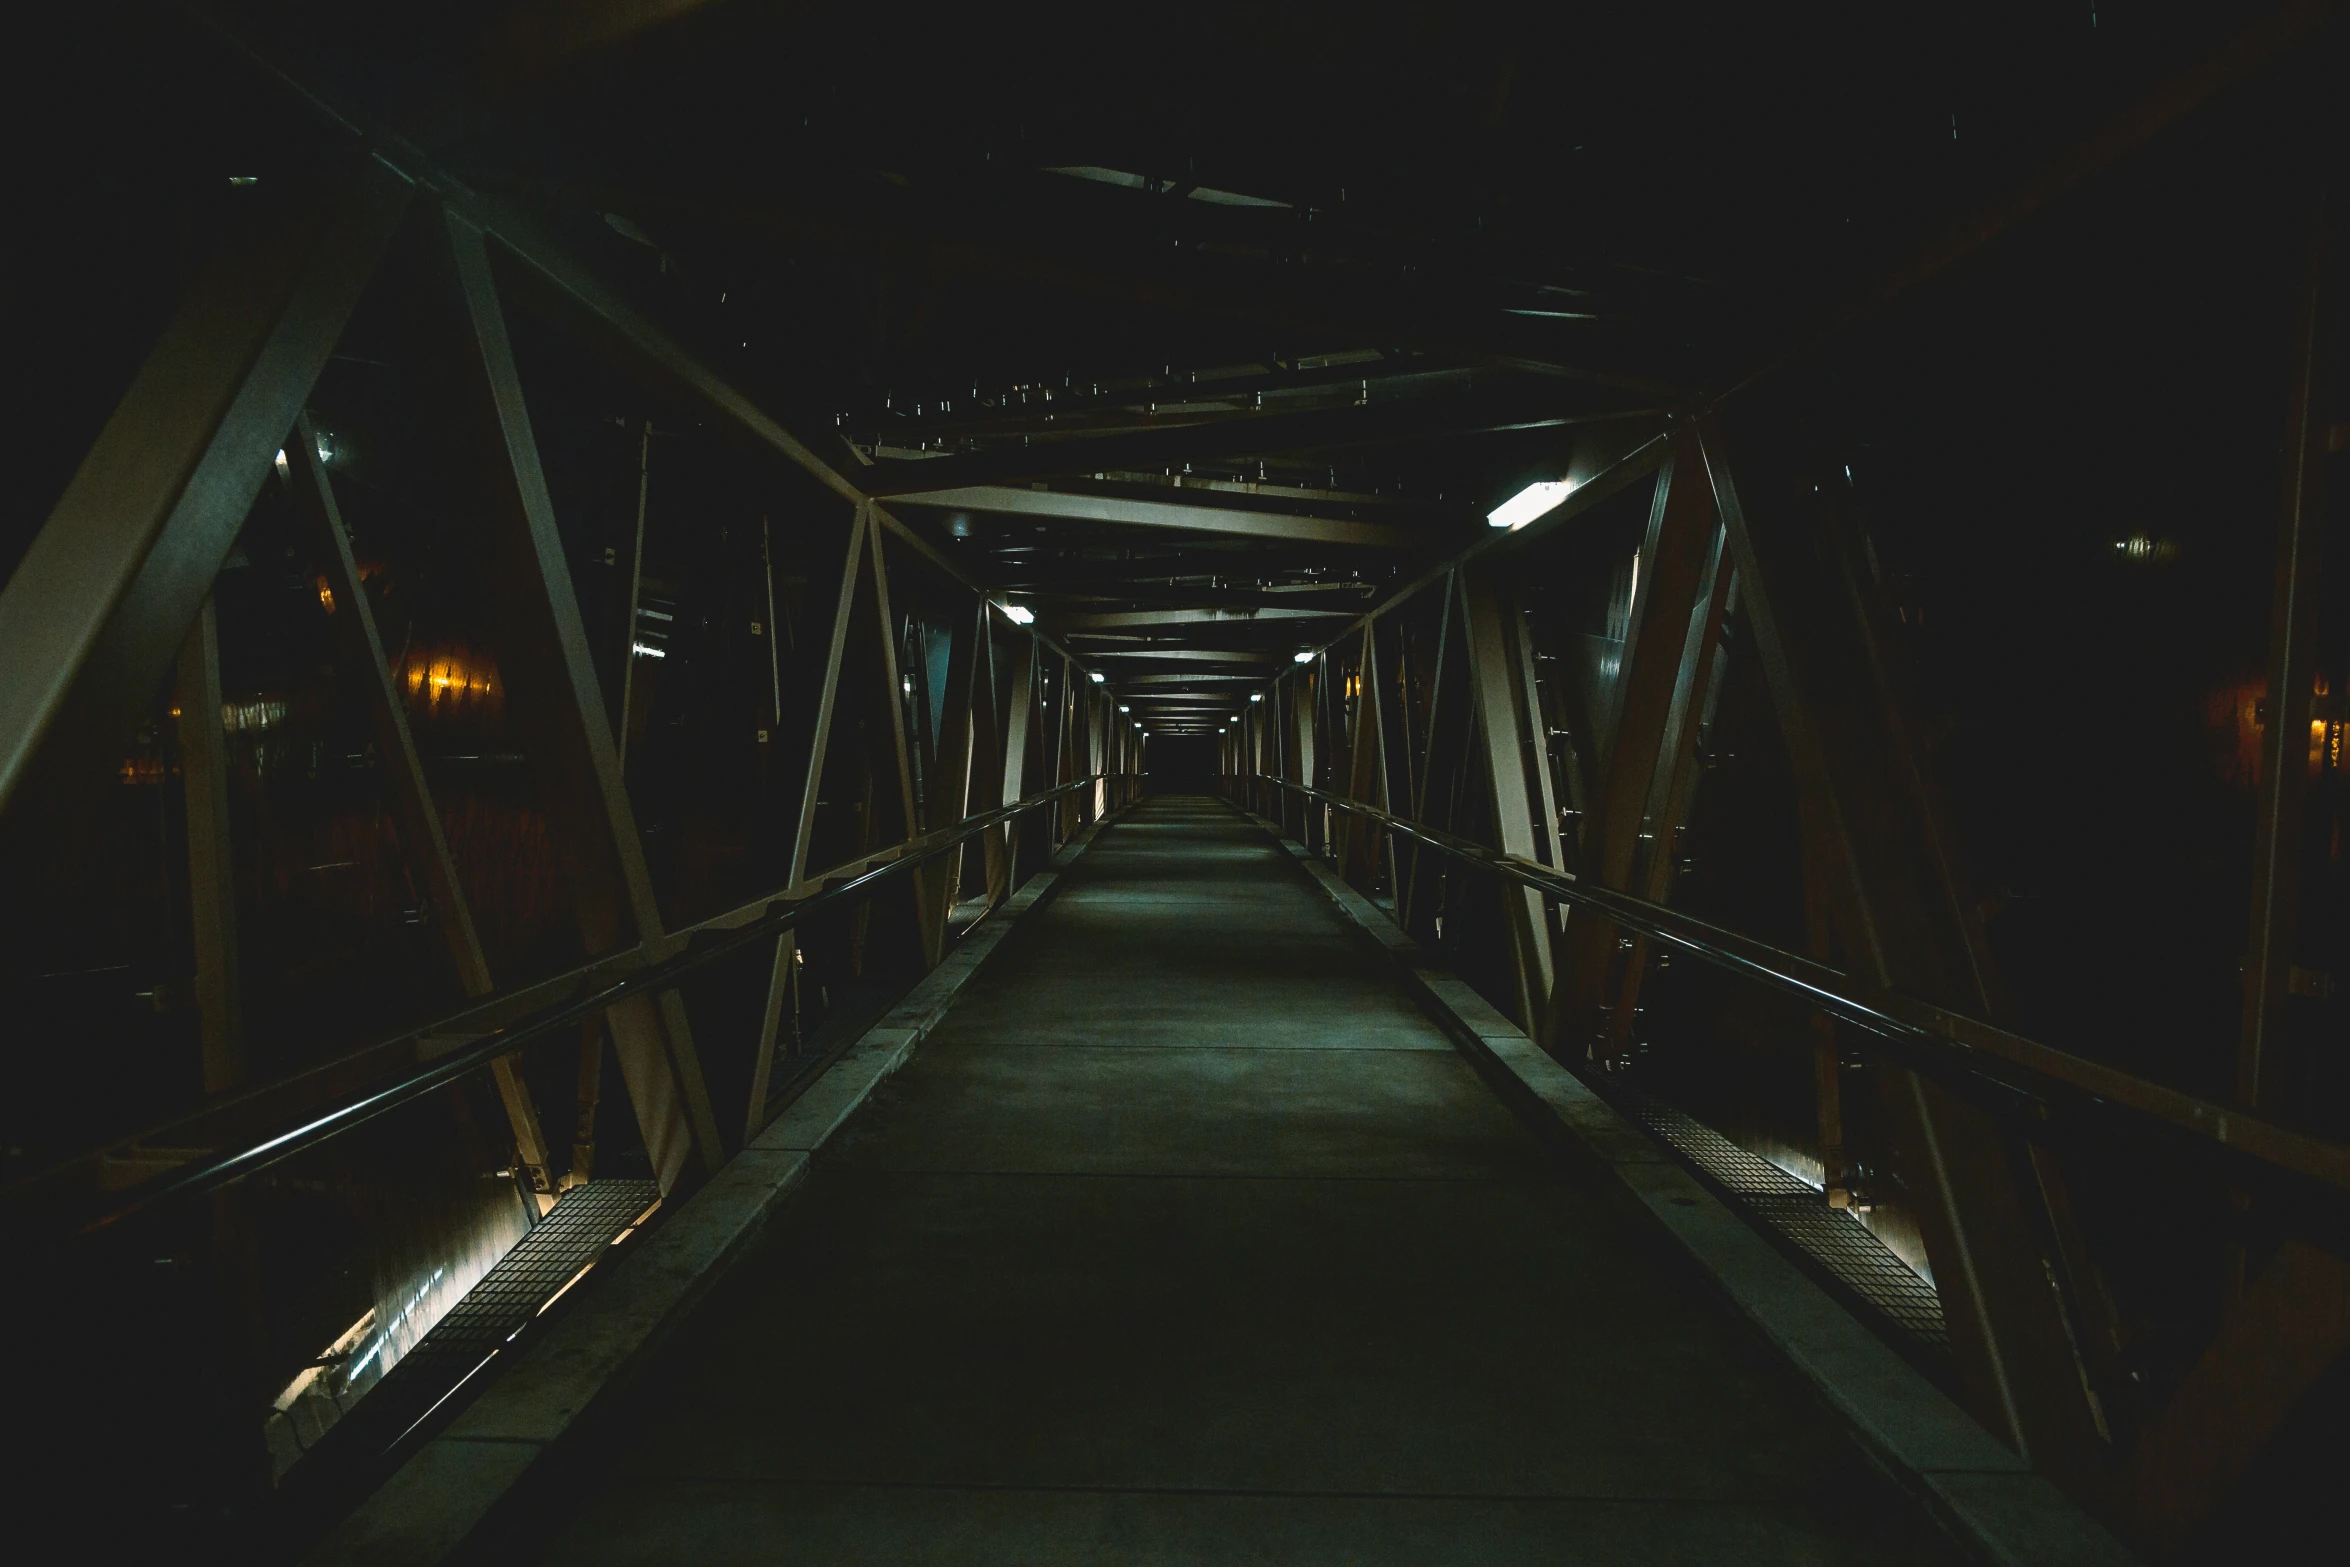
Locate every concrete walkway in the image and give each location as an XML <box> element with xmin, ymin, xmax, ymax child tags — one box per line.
<box><xmin>535</xmin><ymin>798</ymin><xmax>1960</xmax><ymax>1564</ymax></box>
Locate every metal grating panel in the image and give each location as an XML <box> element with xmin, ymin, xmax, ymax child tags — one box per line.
<box><xmin>1604</xmin><ymin>1081</ymin><xmax>1950</xmax><ymax>1356</ymax></box>
<box><xmin>291</xmin><ymin>1178</ymin><xmax>660</xmax><ymax>1476</ymax></box>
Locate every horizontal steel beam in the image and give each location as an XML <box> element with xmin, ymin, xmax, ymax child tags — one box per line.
<box><xmin>1054</xmin><ymin>605</ymin><xmax>1352</xmax><ymax>630</ymax></box>
<box><xmin>1089</xmin><ymin>648</ymin><xmax>1283</xmax><ymax>663</ymax></box>
<box><xmin>861</xmin><ymin>387</ymin><xmax>1639</xmax><ymax>497</ymax></box>
<box><xmin>893</xmin><ymin>485</ymin><xmax>1426</xmax><ymax>549</ymax></box>
<box><xmin>873</xmin><ymin>361</ymin><xmax>1475</xmax><ymax>448</ymax></box>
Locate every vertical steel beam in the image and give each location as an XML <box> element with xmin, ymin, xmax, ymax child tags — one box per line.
<box><xmin>290</xmin><ymin>421</ymin><xmax>555</xmax><ymax>1195</ymax></box>
<box><xmin>864</xmin><ymin>510</ymin><xmax>938</xmax><ymax>956</ymax></box>
<box><xmin>1512</xmin><ymin>604</ymin><xmax>1565</xmax><ymax>874</ymax></box>
<box><xmin>1054</xmin><ymin>650</ymin><xmax>1080</xmax><ymax>840</ymax></box>
<box><xmin>921</xmin><ymin>592</ymin><xmax>985</xmax><ymax>945</ymax></box>
<box><xmin>1545</xmin><ymin>434</ymin><xmax>1717</xmax><ymax>1055</ymax></box>
<box><xmin>438</xmin><ymin>206</ymin><xmax>721</xmax><ymax>1190</ymax></box>
<box><xmin>2239</xmin><ymin>198</ymin><xmax>2332</xmax><ymax>1111</ymax></box>
<box><xmin>2120</xmin><ymin>197</ymin><xmax>2348</xmax><ymax>1554</ymax></box>
<box><xmin>1366</xmin><ymin>617</ymin><xmax>1415</xmax><ymax>896</ymax></box>
<box><xmin>1459</xmin><ymin>570</ymin><xmax>1555</xmax><ymax>1026</ymax></box>
<box><xmin>1599</xmin><ymin>528</ymin><xmax>1736</xmax><ymax>1064</ymax></box>
<box><xmin>616</xmin><ymin>421</ymin><xmax>653</xmax><ymax>764</ymax></box>
<box><xmin>1291</xmin><ymin>663</ymin><xmax>1320</xmax><ymax>850</ymax></box>
<box><xmin>966</xmin><ymin>606</ymin><xmax>1011</xmax><ymax>901</ymax></box>
<box><xmin>1000</xmin><ymin>631</ymin><xmax>1038</xmax><ymax>884</ymax></box>
<box><xmin>750</xmin><ymin>505</ymin><xmax>868</xmax><ymax>1134</ymax></box>
<box><xmin>1400</xmin><ymin>573</ymin><xmax>1463</xmax><ymax>938</ymax></box>
<box><xmin>175</xmin><ymin>598</ymin><xmax>243</xmax><ymax>1095</ymax></box>
<box><xmin>1337</xmin><ymin>624</ymin><xmax>1381</xmax><ymax>886</ymax></box>
<box><xmin>0</xmin><ymin>160</ymin><xmax>411</xmax><ymax>822</ymax></box>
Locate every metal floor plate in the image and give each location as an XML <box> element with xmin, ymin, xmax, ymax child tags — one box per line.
<box><xmin>289</xmin><ymin>1178</ymin><xmax>661</xmax><ymax>1481</ymax></box>
<box><xmin>1603</xmin><ymin>1081</ymin><xmax>1950</xmax><ymax>1357</ymax></box>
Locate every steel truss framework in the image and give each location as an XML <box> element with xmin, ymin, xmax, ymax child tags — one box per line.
<box><xmin>1229</xmin><ymin>361</ymin><xmax>2345</xmax><ymax>1550</ymax></box>
<box><xmin>0</xmin><ymin>142</ymin><xmax>1138</xmax><ymax>1341</ymax></box>
<box><xmin>1</xmin><ymin>10</ymin><xmax>2344</xmax><ymax>1558</ymax></box>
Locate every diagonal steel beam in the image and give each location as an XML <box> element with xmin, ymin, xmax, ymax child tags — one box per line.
<box><xmin>290</xmin><ymin>415</ymin><xmax>558</xmax><ymax>1200</ymax></box>
<box><xmin>1698</xmin><ymin>415</ymin><xmax>2104</xmax><ymax>1486</ymax></box>
<box><xmin>438</xmin><ymin>204</ymin><xmax>724</xmax><ymax>1190</ymax></box>
<box><xmin>0</xmin><ymin>158</ymin><xmax>412</xmax><ymax>820</ymax></box>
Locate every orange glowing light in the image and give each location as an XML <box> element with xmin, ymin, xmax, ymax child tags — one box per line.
<box><xmin>408</xmin><ymin>657</ymin><xmax>494</xmax><ymax>701</ymax></box>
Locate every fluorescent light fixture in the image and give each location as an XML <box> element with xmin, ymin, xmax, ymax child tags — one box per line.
<box><xmin>1250</xmin><ymin>693</ymin><xmax>1263</xmax><ymax>702</ymax></box>
<box><xmin>1088</xmin><ymin>670</ymin><xmax>1105</xmax><ymax>683</ymax></box>
<box><xmin>1488</xmin><ymin>479</ymin><xmax>1574</xmax><ymax>530</ymax></box>
<box><xmin>1292</xmin><ymin>650</ymin><xmax>1315</xmax><ymax>664</ymax></box>
<box><xmin>997</xmin><ymin>603</ymin><xmax>1034</xmax><ymax>625</ymax></box>
<box><xmin>1118</xmin><ymin>705</ymin><xmax>1130</xmax><ymax>713</ymax></box>
<box><xmin>631</xmin><ymin>642</ymin><xmax>667</xmax><ymax>659</ymax></box>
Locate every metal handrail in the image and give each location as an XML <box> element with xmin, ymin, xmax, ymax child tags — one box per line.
<box><xmin>1247</xmin><ymin>774</ymin><xmax>2350</xmax><ymax>1201</ymax></box>
<box><xmin>62</xmin><ymin>776</ymin><xmax>1120</xmax><ymax>1236</ymax></box>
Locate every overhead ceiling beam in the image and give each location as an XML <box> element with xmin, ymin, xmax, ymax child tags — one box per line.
<box><xmin>897</xmin><ymin>486</ymin><xmax>1425</xmax><ymax>549</ymax></box>
<box><xmin>872</xmin><ymin>358</ymin><xmax>1471</xmax><ymax>446</ymax></box>
<box><xmin>1122</xmin><ymin>672</ymin><xmax>1264</xmax><ymax>685</ymax></box>
<box><xmin>1000</xmin><ymin>565</ymin><xmax>1391</xmax><ymax>597</ymax></box>
<box><xmin>861</xmin><ymin>386</ymin><xmax>1642</xmax><ymax>497</ymax></box>
<box><xmin>1055</xmin><ymin>605</ymin><xmax>1350</xmax><ymax>631</ymax></box>
<box><xmin>1089</xmin><ymin>648</ymin><xmax>1281</xmax><ymax>663</ymax></box>
<box><xmin>1020</xmin><ymin>582</ymin><xmax>1385</xmax><ymax>612</ymax></box>
<box><xmin>549</xmin><ymin>180</ymin><xmax>1685</xmax><ymax>393</ymax></box>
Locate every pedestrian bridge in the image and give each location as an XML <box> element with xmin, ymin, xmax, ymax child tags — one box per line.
<box><xmin>315</xmin><ymin>798</ymin><xmax>2108</xmax><ymax>1566</ymax></box>
<box><xmin>11</xmin><ymin>14</ymin><xmax>2340</xmax><ymax>1561</ymax></box>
